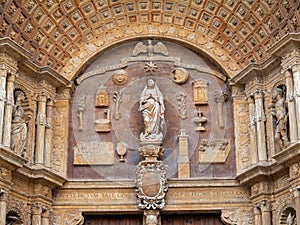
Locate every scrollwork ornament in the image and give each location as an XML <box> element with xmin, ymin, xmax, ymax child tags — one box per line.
<box><xmin>136</xmin><ymin>161</ymin><xmax>168</xmax><ymax>210</ymax></box>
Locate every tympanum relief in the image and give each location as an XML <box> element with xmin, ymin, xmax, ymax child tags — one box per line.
<box><xmin>70</xmin><ymin>39</ymin><xmax>235</xmax><ymax>180</ymax></box>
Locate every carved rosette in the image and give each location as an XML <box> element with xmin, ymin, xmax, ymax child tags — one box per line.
<box><xmin>136</xmin><ymin>161</ymin><xmax>168</xmax><ymax>210</ymax></box>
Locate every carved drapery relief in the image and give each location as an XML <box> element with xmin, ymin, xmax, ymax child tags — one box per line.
<box><xmin>11</xmin><ymin>90</ymin><xmax>28</xmax><ymax>157</ymax></box>
<box><xmin>139</xmin><ymin>79</ymin><xmax>165</xmax><ymax>143</ymax></box>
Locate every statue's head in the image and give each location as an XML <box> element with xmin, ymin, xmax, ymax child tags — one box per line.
<box><xmin>147</xmin><ymin>79</ymin><xmax>155</xmax><ymax>89</ymax></box>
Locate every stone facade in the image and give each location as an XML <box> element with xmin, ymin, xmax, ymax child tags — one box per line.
<box><xmin>0</xmin><ymin>2</ymin><xmax>300</xmax><ymax>224</ymax></box>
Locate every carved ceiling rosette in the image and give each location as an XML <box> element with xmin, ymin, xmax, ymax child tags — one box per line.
<box><xmin>136</xmin><ymin>161</ymin><xmax>168</xmax><ymax>210</ymax></box>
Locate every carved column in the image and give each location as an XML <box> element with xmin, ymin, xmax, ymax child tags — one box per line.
<box><xmin>253</xmin><ymin>206</ymin><xmax>262</xmax><ymax>225</ymax></box>
<box><xmin>261</xmin><ymin>201</ymin><xmax>271</xmax><ymax>225</ymax></box>
<box><xmin>0</xmin><ymin>189</ymin><xmax>8</xmax><ymax>225</ymax></box>
<box><xmin>44</xmin><ymin>99</ymin><xmax>53</xmax><ymax>167</ymax></box>
<box><xmin>31</xmin><ymin>203</ymin><xmax>43</xmax><ymax>225</ymax></box>
<box><xmin>2</xmin><ymin>73</ymin><xmax>15</xmax><ymax>147</ymax></box>
<box><xmin>254</xmin><ymin>90</ymin><xmax>267</xmax><ymax>161</ymax></box>
<box><xmin>285</xmin><ymin>69</ymin><xmax>298</xmax><ymax>142</ymax></box>
<box><xmin>41</xmin><ymin>206</ymin><xmax>50</xmax><ymax>225</ymax></box>
<box><xmin>0</xmin><ymin>68</ymin><xmax>7</xmax><ymax>144</ymax></box>
<box><xmin>177</xmin><ymin>130</ymin><xmax>190</xmax><ymax>178</ymax></box>
<box><xmin>248</xmin><ymin>96</ymin><xmax>258</xmax><ymax>164</ymax></box>
<box><xmin>214</xmin><ymin>91</ymin><xmax>228</xmax><ymax>128</ymax></box>
<box><xmin>291</xmin><ymin>186</ymin><xmax>300</xmax><ymax>225</ymax></box>
<box><xmin>291</xmin><ymin>64</ymin><xmax>300</xmax><ymax>140</ymax></box>
<box><xmin>35</xmin><ymin>94</ymin><xmax>47</xmax><ymax>165</ymax></box>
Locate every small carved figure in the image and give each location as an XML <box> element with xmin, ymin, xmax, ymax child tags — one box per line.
<box><xmin>11</xmin><ymin>90</ymin><xmax>28</xmax><ymax>156</ymax></box>
<box><xmin>139</xmin><ymin>79</ymin><xmax>165</xmax><ymax>142</ymax></box>
<box><xmin>271</xmin><ymin>87</ymin><xmax>288</xmax><ymax>150</ymax></box>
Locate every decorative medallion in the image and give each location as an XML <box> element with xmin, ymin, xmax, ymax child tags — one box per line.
<box><xmin>112</xmin><ymin>69</ymin><xmax>129</xmax><ymax>86</ymax></box>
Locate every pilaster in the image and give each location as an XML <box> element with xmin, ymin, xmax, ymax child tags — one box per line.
<box><xmin>0</xmin><ymin>189</ymin><xmax>8</xmax><ymax>225</ymax></box>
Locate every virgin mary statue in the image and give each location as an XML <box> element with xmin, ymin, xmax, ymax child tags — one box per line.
<box><xmin>139</xmin><ymin>79</ymin><xmax>165</xmax><ymax>142</ymax></box>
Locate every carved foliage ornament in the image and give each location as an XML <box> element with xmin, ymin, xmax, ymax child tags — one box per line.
<box><xmin>136</xmin><ymin>161</ymin><xmax>168</xmax><ymax>210</ymax></box>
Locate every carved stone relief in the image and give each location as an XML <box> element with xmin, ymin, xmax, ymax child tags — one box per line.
<box><xmin>192</xmin><ymin>80</ymin><xmax>208</xmax><ymax>105</ymax></box>
<box><xmin>73</xmin><ymin>141</ymin><xmax>114</xmax><ymax>165</ymax></box>
<box><xmin>112</xmin><ymin>70</ymin><xmax>129</xmax><ymax>86</ymax></box>
<box><xmin>221</xmin><ymin>208</ymin><xmax>253</xmax><ymax>225</ymax></box>
<box><xmin>52</xmin><ymin>211</ymin><xmax>84</xmax><ymax>225</ymax></box>
<box><xmin>172</xmin><ymin>68</ymin><xmax>189</xmax><ymax>84</ymax></box>
<box><xmin>176</xmin><ymin>92</ymin><xmax>187</xmax><ymax>119</ymax></box>
<box><xmin>199</xmin><ymin>139</ymin><xmax>230</xmax><ymax>163</ymax></box>
<box><xmin>136</xmin><ymin>161</ymin><xmax>168</xmax><ymax>210</ymax></box>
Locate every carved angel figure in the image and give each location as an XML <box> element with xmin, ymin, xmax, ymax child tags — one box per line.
<box><xmin>132</xmin><ymin>40</ymin><xmax>169</xmax><ymax>57</ymax></box>
<box><xmin>11</xmin><ymin>90</ymin><xmax>28</xmax><ymax>156</ymax></box>
<box><xmin>139</xmin><ymin>79</ymin><xmax>165</xmax><ymax>142</ymax></box>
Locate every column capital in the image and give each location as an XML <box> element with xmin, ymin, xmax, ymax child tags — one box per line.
<box><xmin>36</xmin><ymin>93</ymin><xmax>47</xmax><ymax>103</ymax></box>
<box><xmin>260</xmin><ymin>200</ymin><xmax>272</xmax><ymax>212</ymax></box>
<box><xmin>31</xmin><ymin>203</ymin><xmax>43</xmax><ymax>215</ymax></box>
<box><xmin>41</xmin><ymin>206</ymin><xmax>51</xmax><ymax>218</ymax></box>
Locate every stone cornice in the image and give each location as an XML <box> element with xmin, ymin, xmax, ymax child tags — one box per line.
<box><xmin>231</xmin><ymin>56</ymin><xmax>280</xmax><ymax>85</ymax></box>
<box><xmin>267</xmin><ymin>33</ymin><xmax>300</xmax><ymax>57</ymax></box>
<box><xmin>17</xmin><ymin>165</ymin><xmax>66</xmax><ymax>188</ymax></box>
<box><xmin>273</xmin><ymin>142</ymin><xmax>300</xmax><ymax>166</ymax></box>
<box><xmin>0</xmin><ymin>145</ymin><xmax>66</xmax><ymax>188</ymax></box>
<box><xmin>0</xmin><ymin>145</ymin><xmax>27</xmax><ymax>170</ymax></box>
<box><xmin>236</xmin><ymin>161</ymin><xmax>285</xmax><ymax>185</ymax></box>
<box><xmin>0</xmin><ymin>38</ymin><xmax>69</xmax><ymax>87</ymax></box>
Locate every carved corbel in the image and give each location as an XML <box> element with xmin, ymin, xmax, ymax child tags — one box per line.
<box><xmin>52</xmin><ymin>211</ymin><xmax>84</xmax><ymax>225</ymax></box>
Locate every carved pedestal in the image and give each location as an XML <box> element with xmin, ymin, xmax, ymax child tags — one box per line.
<box><xmin>136</xmin><ymin>144</ymin><xmax>168</xmax><ymax>225</ymax></box>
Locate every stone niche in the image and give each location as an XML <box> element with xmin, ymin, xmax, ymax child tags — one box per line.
<box><xmin>68</xmin><ymin>39</ymin><xmax>236</xmax><ymax>179</ymax></box>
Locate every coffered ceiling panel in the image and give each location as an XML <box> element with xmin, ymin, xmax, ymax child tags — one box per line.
<box><xmin>0</xmin><ymin>0</ymin><xmax>299</xmax><ymax>78</ymax></box>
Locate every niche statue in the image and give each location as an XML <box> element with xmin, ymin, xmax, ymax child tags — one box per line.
<box><xmin>271</xmin><ymin>87</ymin><xmax>288</xmax><ymax>150</ymax></box>
<box><xmin>11</xmin><ymin>90</ymin><xmax>28</xmax><ymax>156</ymax></box>
<box><xmin>139</xmin><ymin>79</ymin><xmax>165</xmax><ymax>142</ymax></box>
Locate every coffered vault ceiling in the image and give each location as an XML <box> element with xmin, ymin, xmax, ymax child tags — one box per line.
<box><xmin>0</xmin><ymin>0</ymin><xmax>299</xmax><ymax>80</ymax></box>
